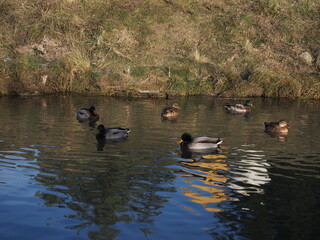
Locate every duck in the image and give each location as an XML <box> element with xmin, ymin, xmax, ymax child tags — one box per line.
<box><xmin>264</xmin><ymin>119</ymin><xmax>290</xmax><ymax>134</ymax></box>
<box><xmin>161</xmin><ymin>103</ymin><xmax>180</xmax><ymax>118</ymax></box>
<box><xmin>96</xmin><ymin>124</ymin><xmax>130</xmax><ymax>140</ymax></box>
<box><xmin>177</xmin><ymin>133</ymin><xmax>223</xmax><ymax>150</ymax></box>
<box><xmin>224</xmin><ymin>100</ymin><xmax>253</xmax><ymax>113</ymax></box>
<box><xmin>76</xmin><ymin>106</ymin><xmax>99</xmax><ymax>122</ymax></box>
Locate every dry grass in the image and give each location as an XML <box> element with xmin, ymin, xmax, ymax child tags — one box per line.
<box><xmin>0</xmin><ymin>0</ymin><xmax>319</xmax><ymax>97</ymax></box>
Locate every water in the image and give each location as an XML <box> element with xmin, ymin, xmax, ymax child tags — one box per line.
<box><xmin>0</xmin><ymin>96</ymin><xmax>319</xmax><ymax>240</ymax></box>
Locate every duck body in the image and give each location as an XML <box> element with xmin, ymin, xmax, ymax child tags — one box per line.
<box><xmin>177</xmin><ymin>133</ymin><xmax>223</xmax><ymax>151</ymax></box>
<box><xmin>96</xmin><ymin>124</ymin><xmax>130</xmax><ymax>140</ymax></box>
<box><xmin>76</xmin><ymin>106</ymin><xmax>99</xmax><ymax>122</ymax></box>
<box><xmin>224</xmin><ymin>100</ymin><xmax>252</xmax><ymax>113</ymax></box>
<box><xmin>264</xmin><ymin>120</ymin><xmax>290</xmax><ymax>134</ymax></box>
<box><xmin>161</xmin><ymin>103</ymin><xmax>180</xmax><ymax>118</ymax></box>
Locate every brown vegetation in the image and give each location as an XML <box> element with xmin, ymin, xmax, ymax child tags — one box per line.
<box><xmin>0</xmin><ymin>0</ymin><xmax>319</xmax><ymax>97</ymax></box>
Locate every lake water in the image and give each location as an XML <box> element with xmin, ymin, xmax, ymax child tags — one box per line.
<box><xmin>0</xmin><ymin>95</ymin><xmax>319</xmax><ymax>240</ymax></box>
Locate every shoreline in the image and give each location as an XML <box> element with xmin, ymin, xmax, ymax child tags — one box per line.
<box><xmin>0</xmin><ymin>88</ymin><xmax>318</xmax><ymax>100</ymax></box>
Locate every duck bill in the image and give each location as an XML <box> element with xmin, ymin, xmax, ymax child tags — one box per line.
<box><xmin>176</xmin><ymin>139</ymin><xmax>183</xmax><ymax>144</ymax></box>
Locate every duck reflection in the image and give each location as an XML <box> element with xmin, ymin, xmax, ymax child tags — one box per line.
<box><xmin>78</xmin><ymin>120</ymin><xmax>98</xmax><ymax>128</ymax></box>
<box><xmin>96</xmin><ymin>137</ymin><xmax>128</xmax><ymax>151</ymax></box>
<box><xmin>180</xmin><ymin>148</ymin><xmax>221</xmax><ymax>159</ymax></box>
<box><xmin>161</xmin><ymin>115</ymin><xmax>179</xmax><ymax>123</ymax></box>
<box><xmin>264</xmin><ymin>131</ymin><xmax>288</xmax><ymax>142</ymax></box>
<box><xmin>178</xmin><ymin>154</ymin><xmax>229</xmax><ymax>212</ymax></box>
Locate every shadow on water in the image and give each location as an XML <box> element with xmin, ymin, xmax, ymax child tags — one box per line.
<box><xmin>96</xmin><ymin>137</ymin><xmax>129</xmax><ymax>151</ymax></box>
<box><xmin>0</xmin><ymin>96</ymin><xmax>319</xmax><ymax>239</ymax></box>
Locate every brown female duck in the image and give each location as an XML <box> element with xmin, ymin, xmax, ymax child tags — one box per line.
<box><xmin>161</xmin><ymin>103</ymin><xmax>180</xmax><ymax>118</ymax></box>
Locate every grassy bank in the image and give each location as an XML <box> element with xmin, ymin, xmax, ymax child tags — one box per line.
<box><xmin>0</xmin><ymin>0</ymin><xmax>319</xmax><ymax>97</ymax></box>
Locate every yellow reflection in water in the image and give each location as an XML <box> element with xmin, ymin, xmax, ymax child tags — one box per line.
<box><xmin>179</xmin><ymin>155</ymin><xmax>229</xmax><ymax>213</ymax></box>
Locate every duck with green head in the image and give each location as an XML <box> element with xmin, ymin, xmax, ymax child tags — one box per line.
<box><xmin>177</xmin><ymin>133</ymin><xmax>223</xmax><ymax>151</ymax></box>
<box><xmin>224</xmin><ymin>100</ymin><xmax>253</xmax><ymax>113</ymax></box>
<box><xmin>76</xmin><ymin>106</ymin><xmax>99</xmax><ymax>122</ymax></box>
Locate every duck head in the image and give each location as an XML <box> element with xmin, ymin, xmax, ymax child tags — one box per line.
<box><xmin>89</xmin><ymin>106</ymin><xmax>96</xmax><ymax>114</ymax></box>
<box><xmin>278</xmin><ymin>119</ymin><xmax>290</xmax><ymax>128</ymax></box>
<box><xmin>177</xmin><ymin>133</ymin><xmax>192</xmax><ymax>144</ymax></box>
<box><xmin>244</xmin><ymin>100</ymin><xmax>253</xmax><ymax>107</ymax></box>
<box><xmin>96</xmin><ymin>124</ymin><xmax>106</xmax><ymax>135</ymax></box>
<box><xmin>172</xmin><ymin>103</ymin><xmax>180</xmax><ymax>109</ymax></box>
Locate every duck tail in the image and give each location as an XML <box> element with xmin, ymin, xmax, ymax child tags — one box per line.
<box><xmin>217</xmin><ymin>138</ymin><xmax>223</xmax><ymax>145</ymax></box>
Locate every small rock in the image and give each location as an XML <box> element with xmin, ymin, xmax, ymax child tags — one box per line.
<box><xmin>300</xmin><ymin>51</ymin><xmax>313</xmax><ymax>65</ymax></box>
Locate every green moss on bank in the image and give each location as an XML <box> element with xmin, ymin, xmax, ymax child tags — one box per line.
<box><xmin>0</xmin><ymin>0</ymin><xmax>319</xmax><ymax>97</ymax></box>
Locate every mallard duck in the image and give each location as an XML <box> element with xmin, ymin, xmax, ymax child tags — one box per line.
<box><xmin>264</xmin><ymin>119</ymin><xmax>290</xmax><ymax>134</ymax></box>
<box><xmin>224</xmin><ymin>100</ymin><xmax>253</xmax><ymax>113</ymax></box>
<box><xmin>76</xmin><ymin>106</ymin><xmax>99</xmax><ymax>122</ymax></box>
<box><xmin>177</xmin><ymin>133</ymin><xmax>223</xmax><ymax>150</ymax></box>
<box><xmin>96</xmin><ymin>124</ymin><xmax>130</xmax><ymax>139</ymax></box>
<box><xmin>161</xmin><ymin>103</ymin><xmax>180</xmax><ymax>118</ymax></box>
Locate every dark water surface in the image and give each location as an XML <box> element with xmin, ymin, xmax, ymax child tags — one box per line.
<box><xmin>0</xmin><ymin>96</ymin><xmax>319</xmax><ymax>240</ymax></box>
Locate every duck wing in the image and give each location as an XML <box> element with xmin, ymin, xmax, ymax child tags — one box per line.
<box><xmin>264</xmin><ymin>122</ymin><xmax>279</xmax><ymax>132</ymax></box>
<box><xmin>234</xmin><ymin>104</ymin><xmax>245</xmax><ymax>110</ymax></box>
<box><xmin>224</xmin><ymin>103</ymin><xmax>235</xmax><ymax>109</ymax></box>
<box><xmin>76</xmin><ymin>108</ymin><xmax>90</xmax><ymax>120</ymax></box>
<box><xmin>188</xmin><ymin>136</ymin><xmax>223</xmax><ymax>150</ymax></box>
<box><xmin>193</xmin><ymin>136</ymin><xmax>223</xmax><ymax>145</ymax></box>
<box><xmin>88</xmin><ymin>113</ymin><xmax>99</xmax><ymax>122</ymax></box>
<box><xmin>104</xmin><ymin>127</ymin><xmax>130</xmax><ymax>139</ymax></box>
<box><xmin>224</xmin><ymin>103</ymin><xmax>247</xmax><ymax>112</ymax></box>
<box><xmin>264</xmin><ymin>121</ymin><xmax>278</xmax><ymax>127</ymax></box>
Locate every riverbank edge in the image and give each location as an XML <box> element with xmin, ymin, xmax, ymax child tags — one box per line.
<box><xmin>0</xmin><ymin>87</ymin><xmax>319</xmax><ymax>99</ymax></box>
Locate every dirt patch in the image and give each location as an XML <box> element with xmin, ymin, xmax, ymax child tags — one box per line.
<box><xmin>15</xmin><ymin>36</ymin><xmax>68</xmax><ymax>60</ymax></box>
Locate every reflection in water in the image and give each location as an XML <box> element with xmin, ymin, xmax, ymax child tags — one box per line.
<box><xmin>161</xmin><ymin>115</ymin><xmax>179</xmax><ymax>123</ymax></box>
<box><xmin>180</xmin><ymin>147</ymin><xmax>221</xmax><ymax>159</ymax></box>
<box><xmin>265</xmin><ymin>130</ymin><xmax>288</xmax><ymax>142</ymax></box>
<box><xmin>228</xmin><ymin>147</ymin><xmax>271</xmax><ymax>196</ymax></box>
<box><xmin>1</xmin><ymin>96</ymin><xmax>320</xmax><ymax>240</ymax></box>
<box><xmin>77</xmin><ymin>119</ymin><xmax>99</xmax><ymax>128</ymax></box>
<box><xmin>96</xmin><ymin>137</ymin><xmax>128</xmax><ymax>151</ymax></box>
<box><xmin>34</xmin><ymin>153</ymin><xmax>174</xmax><ymax>237</ymax></box>
<box><xmin>178</xmin><ymin>155</ymin><xmax>229</xmax><ymax>212</ymax></box>
<box><xmin>177</xmin><ymin>144</ymin><xmax>271</xmax><ymax>214</ymax></box>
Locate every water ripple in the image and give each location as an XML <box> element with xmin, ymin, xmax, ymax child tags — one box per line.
<box><xmin>227</xmin><ymin>147</ymin><xmax>271</xmax><ymax>196</ymax></box>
